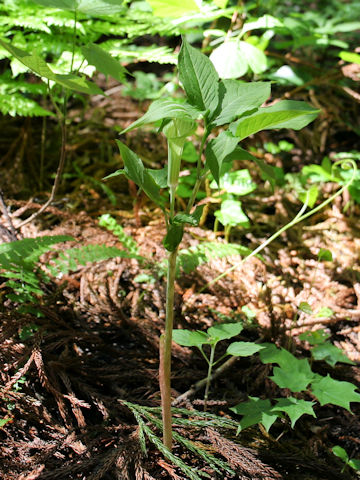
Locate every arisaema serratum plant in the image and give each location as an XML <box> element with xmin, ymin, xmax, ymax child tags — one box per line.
<box><xmin>109</xmin><ymin>38</ymin><xmax>319</xmax><ymax>450</ymax></box>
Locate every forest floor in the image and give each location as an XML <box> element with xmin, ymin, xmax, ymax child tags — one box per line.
<box><xmin>1</xmin><ymin>83</ymin><xmax>360</xmax><ymax>480</ymax></box>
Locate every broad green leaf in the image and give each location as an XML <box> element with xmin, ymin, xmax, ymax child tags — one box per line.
<box><xmin>163</xmin><ymin>224</ymin><xmax>183</xmax><ymax>251</ymax></box>
<box><xmin>121</xmin><ymin>99</ymin><xmax>199</xmax><ymax>133</ymax></box>
<box><xmin>349</xmin><ymin>459</ymin><xmax>360</xmax><ymax>471</ymax></box>
<box><xmin>178</xmin><ymin>39</ymin><xmax>219</xmax><ymax>115</ymax></box>
<box><xmin>311</xmin><ymin>375</ymin><xmax>360</xmax><ymax>411</ymax></box>
<box><xmin>210</xmin><ymin>41</ymin><xmax>267</xmax><ymax>79</ymax></box>
<box><xmin>318</xmin><ymin>248</ymin><xmax>333</xmax><ymax>262</ymax></box>
<box><xmin>116</xmin><ymin>141</ymin><xmax>163</xmax><ymax>206</ymax></box>
<box><xmin>238</xmin><ymin>41</ymin><xmax>268</xmax><ymax>74</ymax></box>
<box><xmin>311</xmin><ymin>343</ymin><xmax>355</xmax><ymax>367</ymax></box>
<box><xmin>231</xmin><ymin>396</ymin><xmax>279</xmax><ymax>432</ymax></box>
<box><xmin>271</xmin><ymin>397</ymin><xmax>316</xmax><ymax>428</ymax></box>
<box><xmin>315</xmin><ymin>307</ymin><xmax>334</xmax><ymax>318</ymax></box>
<box><xmin>148</xmin><ymin>167</ymin><xmax>168</xmax><ymax>188</ymax></box>
<box><xmin>207</xmin><ymin>322</ymin><xmax>243</xmax><ymax>342</ymax></box>
<box><xmin>210</xmin><ymin>41</ymin><xmax>248</xmax><ymax>79</ymax></box>
<box><xmin>299</xmin><ymin>329</ymin><xmax>330</xmax><ymax>345</ymax></box>
<box><xmin>32</xmin><ymin>0</ymin><xmax>124</xmax><ymax>15</ymax></box>
<box><xmin>81</xmin><ymin>44</ymin><xmax>128</xmax><ymax>83</ymax></box>
<box><xmin>210</xmin><ymin>169</ymin><xmax>257</xmax><ymax>196</ymax></box>
<box><xmin>259</xmin><ymin>343</ymin><xmax>289</xmax><ymax>365</ymax></box>
<box><xmin>270</xmin><ymin>360</ymin><xmax>315</xmax><ymax>392</ymax></box>
<box><xmin>172</xmin><ymin>329</ymin><xmax>208</xmax><ymax>348</ymax></box>
<box><xmin>226</xmin><ymin>341</ymin><xmax>264</xmax><ymax>357</ymax></box>
<box><xmin>205</xmin><ymin>131</ymin><xmax>239</xmax><ymax>185</ymax></box>
<box><xmin>0</xmin><ymin>40</ymin><xmax>102</xmax><ymax>95</ymax></box>
<box><xmin>214</xmin><ymin>199</ymin><xmax>250</xmax><ymax>227</ymax></box>
<box><xmin>298</xmin><ymin>301</ymin><xmax>313</xmax><ymax>314</ymax></box>
<box><xmin>212</xmin><ymin>80</ymin><xmax>271</xmax><ymax>126</ymax></box>
<box><xmin>146</xmin><ymin>0</ymin><xmax>200</xmax><ymax>17</ymax></box>
<box><xmin>230</xmin><ymin>100</ymin><xmax>319</xmax><ymax>140</ymax></box>
<box><xmin>339</xmin><ymin>51</ymin><xmax>360</xmax><ymax>65</ymax></box>
<box><xmin>332</xmin><ymin>446</ymin><xmax>349</xmax><ymax>463</ymax></box>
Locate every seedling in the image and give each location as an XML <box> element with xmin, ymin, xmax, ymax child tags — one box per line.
<box><xmin>108</xmin><ymin>37</ymin><xmax>322</xmax><ymax>449</ymax></box>
<box><xmin>173</xmin><ymin>322</ymin><xmax>263</xmax><ymax>409</ymax></box>
<box><xmin>332</xmin><ymin>446</ymin><xmax>360</xmax><ymax>473</ymax></box>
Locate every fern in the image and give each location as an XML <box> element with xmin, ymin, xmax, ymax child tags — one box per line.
<box><xmin>0</xmin><ymin>235</ymin><xmax>142</xmax><ymax>303</ymax></box>
<box><xmin>98</xmin><ymin>214</ymin><xmax>140</xmax><ymax>255</ymax></box>
<box><xmin>48</xmin><ymin>243</ymin><xmax>143</xmax><ymax>276</ymax></box>
<box><xmin>0</xmin><ymin>235</ymin><xmax>72</xmax><ymax>302</ymax></box>
<box><xmin>157</xmin><ymin>241</ymin><xmax>255</xmax><ymax>276</ymax></box>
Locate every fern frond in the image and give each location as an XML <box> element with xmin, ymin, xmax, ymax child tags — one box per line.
<box><xmin>0</xmin><ymin>93</ymin><xmax>52</xmax><ymax>117</ymax></box>
<box><xmin>157</xmin><ymin>241</ymin><xmax>255</xmax><ymax>276</ymax></box>
<box><xmin>48</xmin><ymin>244</ymin><xmax>143</xmax><ymax>276</ymax></box>
<box><xmin>98</xmin><ymin>214</ymin><xmax>140</xmax><ymax>256</ymax></box>
<box><xmin>0</xmin><ymin>235</ymin><xmax>73</xmax><ymax>270</ymax></box>
<box><xmin>0</xmin><ymin>235</ymin><xmax>73</xmax><ymax>302</ymax></box>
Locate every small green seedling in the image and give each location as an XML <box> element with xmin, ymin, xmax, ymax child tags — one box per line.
<box><xmin>173</xmin><ymin>323</ymin><xmax>263</xmax><ymax>409</ymax></box>
<box><xmin>332</xmin><ymin>445</ymin><xmax>360</xmax><ymax>473</ymax></box>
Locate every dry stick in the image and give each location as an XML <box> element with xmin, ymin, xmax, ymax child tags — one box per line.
<box><xmin>0</xmin><ymin>188</ymin><xmax>18</xmax><ymax>239</ymax></box>
<box><xmin>17</xmin><ymin>112</ymin><xmax>67</xmax><ymax>229</ymax></box>
<box><xmin>172</xmin><ymin>355</ymin><xmax>239</xmax><ymax>406</ymax></box>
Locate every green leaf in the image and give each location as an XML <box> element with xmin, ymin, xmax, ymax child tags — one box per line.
<box><xmin>212</xmin><ymin>80</ymin><xmax>271</xmax><ymax>127</ymax></box>
<box><xmin>299</xmin><ymin>329</ymin><xmax>330</xmax><ymax>345</ymax></box>
<box><xmin>172</xmin><ymin>329</ymin><xmax>208</xmax><ymax>348</ymax></box>
<box><xmin>32</xmin><ymin>0</ymin><xmax>124</xmax><ymax>15</ymax></box>
<box><xmin>207</xmin><ymin>322</ymin><xmax>243</xmax><ymax>342</ymax></box>
<box><xmin>0</xmin><ymin>40</ymin><xmax>102</xmax><ymax>95</ymax></box>
<box><xmin>339</xmin><ymin>51</ymin><xmax>360</xmax><ymax>65</ymax></box>
<box><xmin>318</xmin><ymin>248</ymin><xmax>333</xmax><ymax>262</ymax></box>
<box><xmin>210</xmin><ymin>41</ymin><xmax>248</xmax><ymax>79</ymax></box>
<box><xmin>315</xmin><ymin>307</ymin><xmax>334</xmax><ymax>318</ymax></box>
<box><xmin>332</xmin><ymin>446</ymin><xmax>349</xmax><ymax>463</ymax></box>
<box><xmin>311</xmin><ymin>343</ymin><xmax>355</xmax><ymax>367</ymax></box>
<box><xmin>230</xmin><ymin>100</ymin><xmax>319</xmax><ymax>140</ymax></box>
<box><xmin>214</xmin><ymin>199</ymin><xmax>250</xmax><ymax>228</ymax></box>
<box><xmin>298</xmin><ymin>185</ymin><xmax>318</xmax><ymax>208</ymax></box>
<box><xmin>210</xmin><ymin>41</ymin><xmax>267</xmax><ymax>79</ymax></box>
<box><xmin>0</xmin><ymin>418</ymin><xmax>12</xmax><ymax>427</ymax></box>
<box><xmin>121</xmin><ymin>98</ymin><xmax>199</xmax><ymax>133</ymax></box>
<box><xmin>226</xmin><ymin>341</ymin><xmax>264</xmax><ymax>357</ymax></box>
<box><xmin>178</xmin><ymin>39</ymin><xmax>219</xmax><ymax>116</ymax></box>
<box><xmin>231</xmin><ymin>397</ymin><xmax>279</xmax><ymax>432</ymax></box>
<box><xmin>147</xmin><ymin>167</ymin><xmax>168</xmax><ymax>188</ymax></box>
<box><xmin>210</xmin><ymin>169</ymin><xmax>257</xmax><ymax>196</ymax></box>
<box><xmin>271</xmin><ymin>397</ymin><xmax>316</xmax><ymax>428</ymax></box>
<box><xmin>299</xmin><ymin>302</ymin><xmax>313</xmax><ymax>314</ymax></box>
<box><xmin>311</xmin><ymin>375</ymin><xmax>360</xmax><ymax>411</ymax></box>
<box><xmin>146</xmin><ymin>0</ymin><xmax>200</xmax><ymax>17</ymax></box>
<box><xmin>205</xmin><ymin>131</ymin><xmax>239</xmax><ymax>185</ymax></box>
<box><xmin>115</xmin><ymin>141</ymin><xmax>163</xmax><ymax>206</ymax></box>
<box><xmin>173</xmin><ymin>212</ymin><xmax>199</xmax><ymax>226</ymax></box>
<box><xmin>259</xmin><ymin>343</ymin><xmax>293</xmax><ymax>366</ymax></box>
<box><xmin>163</xmin><ymin>224</ymin><xmax>183</xmax><ymax>252</ymax></box>
<box><xmin>348</xmin><ymin>459</ymin><xmax>360</xmax><ymax>471</ymax></box>
<box><xmin>81</xmin><ymin>44</ymin><xmax>128</xmax><ymax>83</ymax></box>
<box><xmin>239</xmin><ymin>41</ymin><xmax>268</xmax><ymax>74</ymax></box>
<box><xmin>270</xmin><ymin>359</ymin><xmax>315</xmax><ymax>392</ymax></box>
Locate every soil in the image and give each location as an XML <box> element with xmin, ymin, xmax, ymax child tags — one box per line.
<box><xmin>1</xmin><ymin>81</ymin><xmax>360</xmax><ymax>480</ymax></box>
